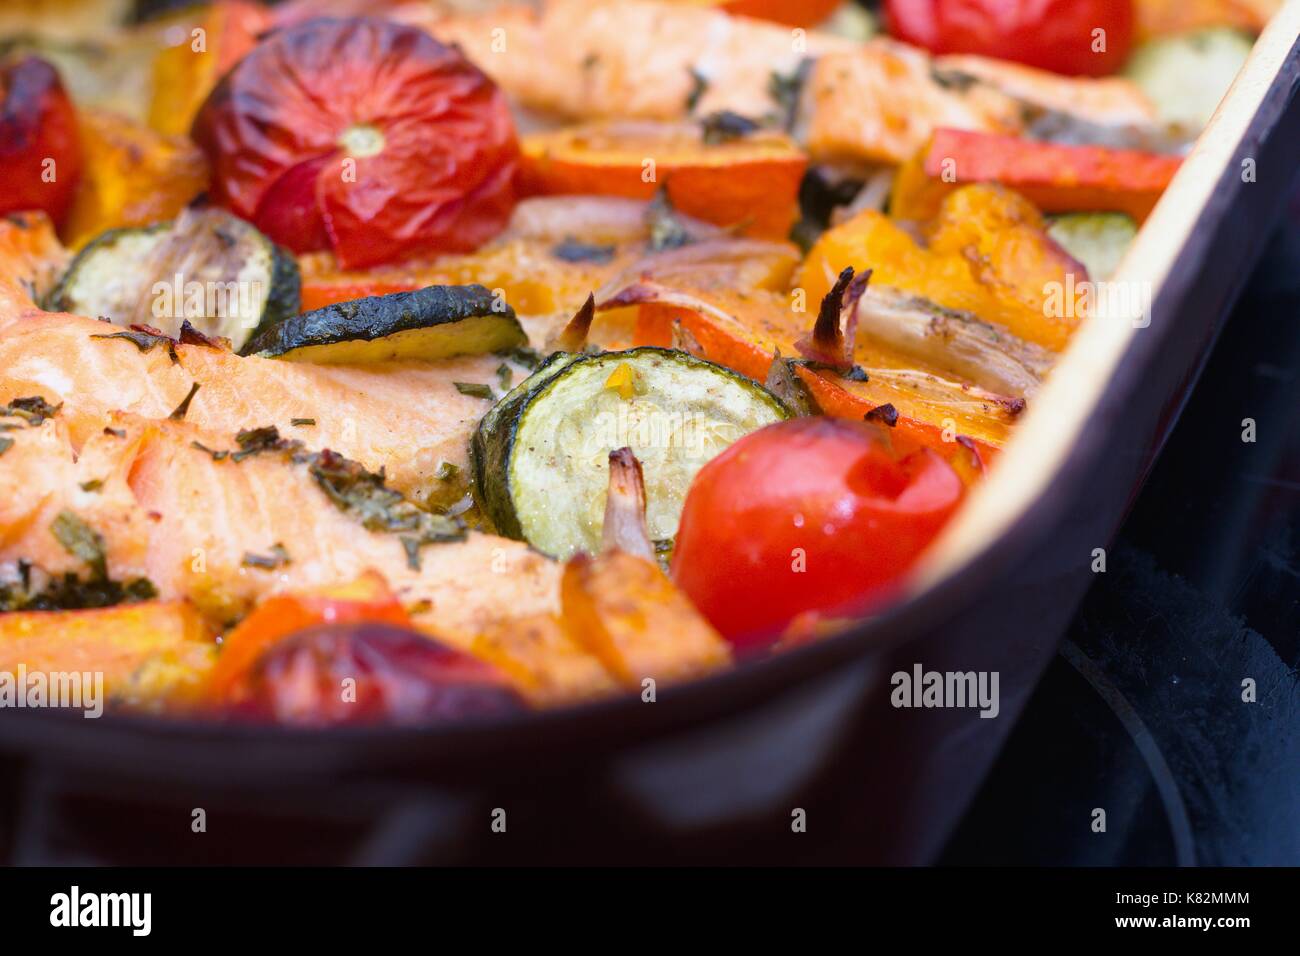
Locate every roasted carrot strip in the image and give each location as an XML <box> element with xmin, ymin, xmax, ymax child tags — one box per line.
<box><xmin>908</xmin><ymin>128</ymin><xmax>1182</xmax><ymax>222</ymax></box>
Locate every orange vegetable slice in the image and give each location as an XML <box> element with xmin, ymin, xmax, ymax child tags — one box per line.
<box><xmin>207</xmin><ymin>570</ymin><xmax>411</xmax><ymax>701</ymax></box>
<box><xmin>899</xmin><ymin>128</ymin><xmax>1182</xmax><ymax>223</ymax></box>
<box><xmin>518</xmin><ymin>121</ymin><xmax>806</xmax><ymax>239</ymax></box>
<box><xmin>0</xmin><ymin>601</ymin><xmax>216</xmax><ymax>708</ymax></box>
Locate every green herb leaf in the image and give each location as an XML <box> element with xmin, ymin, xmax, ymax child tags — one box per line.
<box><xmin>685</xmin><ymin>66</ymin><xmax>709</xmax><ymax>112</ymax></box>
<box><xmin>551</xmin><ymin>237</ymin><xmax>616</xmax><ymax>264</ymax></box>
<box><xmin>91</xmin><ymin>325</ymin><xmax>178</xmax><ymax>362</ymax></box>
<box><xmin>433</xmin><ymin>461</ymin><xmax>460</xmax><ymax>481</ymax></box>
<box><xmin>241</xmin><ymin>543</ymin><xmax>291</xmax><ymax>570</ymax></box>
<box><xmin>169</xmin><ymin>381</ymin><xmax>201</xmax><ymax>421</ymax></box>
<box><xmin>290</xmin><ymin>418</ymin><xmax>316</xmax><ymax>427</ymax></box>
<box><xmin>231</xmin><ymin>426</ymin><xmax>302</xmax><ymax>462</ymax></box>
<box><xmin>50</xmin><ymin>510</ymin><xmax>107</xmax><ymax>580</ymax></box>
<box><xmin>700</xmin><ymin>110</ymin><xmax>760</xmax><ymax>144</ymax></box>
<box><xmin>646</xmin><ymin>188</ymin><xmax>693</xmax><ymax>252</ymax></box>
<box><xmin>495</xmin><ymin>346</ymin><xmax>543</xmax><ymax>370</ymax></box>
<box><xmin>79</xmin><ymin>479</ymin><xmax>104</xmax><ymax>493</ymax></box>
<box><xmin>454</xmin><ymin>382</ymin><xmax>495</xmax><ymax>400</ymax></box>
<box><xmin>305</xmin><ymin>449</ymin><xmax>466</xmax><ymax>565</ymax></box>
<box><xmin>768</xmin><ymin>60</ymin><xmax>811</xmax><ymax>132</ymax></box>
<box><xmin>191</xmin><ymin>440</ymin><xmax>229</xmax><ymax>461</ymax></box>
<box><xmin>0</xmin><ymin>395</ymin><xmax>62</xmax><ymax>427</ymax></box>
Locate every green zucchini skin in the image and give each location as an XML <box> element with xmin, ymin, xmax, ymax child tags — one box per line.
<box><xmin>472</xmin><ymin>347</ymin><xmax>790</xmax><ymax>558</ymax></box>
<box><xmin>254</xmin><ymin>239</ymin><xmax>303</xmax><ymax>348</ymax></box>
<box><xmin>244</xmin><ymin>284</ymin><xmax>527</xmax><ymax>364</ymax></box>
<box><xmin>44</xmin><ymin>211</ymin><xmax>300</xmax><ymax>352</ymax></box>
<box><xmin>471</xmin><ymin>351</ymin><xmax>583</xmax><ymax>541</ymax></box>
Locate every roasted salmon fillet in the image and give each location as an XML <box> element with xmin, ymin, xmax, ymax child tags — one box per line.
<box><xmin>0</xmin><ymin>303</ymin><xmax>512</xmax><ymax>509</ymax></box>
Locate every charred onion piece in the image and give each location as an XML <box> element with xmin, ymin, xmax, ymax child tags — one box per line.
<box><xmin>555</xmin><ymin>292</ymin><xmax>597</xmax><ymax>353</ymax></box>
<box><xmin>853</xmin><ymin>286</ymin><xmax>1052</xmax><ymax>398</ymax></box>
<box><xmin>602</xmin><ymin>447</ymin><xmax>654</xmax><ymax>560</ymax></box>
<box><xmin>795</xmin><ymin>266</ymin><xmax>870</xmax><ymax>371</ymax></box>
<box><xmin>764</xmin><ymin>350</ymin><xmax>822</xmax><ymax>417</ymax></box>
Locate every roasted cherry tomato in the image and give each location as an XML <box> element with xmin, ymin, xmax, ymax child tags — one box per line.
<box><xmin>885</xmin><ymin>0</ymin><xmax>1134</xmax><ymax>77</ymax></box>
<box><xmin>0</xmin><ymin>57</ymin><xmax>82</xmax><ymax>226</ymax></box>
<box><xmin>672</xmin><ymin>418</ymin><xmax>964</xmax><ymax>648</ymax></box>
<box><xmin>224</xmin><ymin>622</ymin><xmax>527</xmax><ymax>726</ymax></box>
<box><xmin>192</xmin><ymin>17</ymin><xmax>519</xmax><ymax>268</ymax></box>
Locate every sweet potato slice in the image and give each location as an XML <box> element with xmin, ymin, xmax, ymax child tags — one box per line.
<box><xmin>471</xmin><ymin>612</ymin><xmax>620</xmax><ymax>707</ymax></box>
<box><xmin>904</xmin><ymin>129</ymin><xmax>1182</xmax><ymax>223</ymax></box>
<box><xmin>519</xmin><ymin>121</ymin><xmax>806</xmax><ymax>239</ymax></box>
<box><xmin>560</xmin><ymin>450</ymin><xmax>731</xmax><ymax>688</ymax></box>
<box><xmin>797</xmin><ymin>186</ymin><xmax>1084</xmax><ymax>352</ymax></box>
<box><xmin>0</xmin><ymin>601</ymin><xmax>216</xmax><ymax>708</ymax></box>
<box><xmin>61</xmin><ymin>112</ymin><xmax>210</xmax><ymax>250</ymax></box>
<box><xmin>1135</xmin><ymin>0</ymin><xmax>1278</xmax><ymax>40</ymax></box>
<box><xmin>147</xmin><ymin>0</ymin><xmax>272</xmax><ymax>137</ymax></box>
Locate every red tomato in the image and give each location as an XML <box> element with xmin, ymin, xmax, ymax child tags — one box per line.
<box><xmin>0</xmin><ymin>57</ymin><xmax>82</xmax><ymax>225</ymax></box>
<box><xmin>672</xmin><ymin>418</ymin><xmax>964</xmax><ymax>648</ymax></box>
<box><xmin>192</xmin><ymin>17</ymin><xmax>519</xmax><ymax>269</ymax></box>
<box><xmin>885</xmin><ymin>0</ymin><xmax>1134</xmax><ymax>77</ymax></box>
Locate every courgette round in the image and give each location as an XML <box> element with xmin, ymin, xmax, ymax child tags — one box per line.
<box><xmin>45</xmin><ymin>208</ymin><xmax>300</xmax><ymax>352</ymax></box>
<box><xmin>1124</xmin><ymin>28</ymin><xmax>1254</xmax><ymax>131</ymax></box>
<box><xmin>472</xmin><ymin>347</ymin><xmax>790</xmax><ymax>559</ymax></box>
<box><xmin>1046</xmin><ymin>212</ymin><xmax>1137</xmax><ymax>281</ymax></box>
<box><xmin>244</xmin><ymin>284</ymin><xmax>527</xmax><ymax>364</ymax></box>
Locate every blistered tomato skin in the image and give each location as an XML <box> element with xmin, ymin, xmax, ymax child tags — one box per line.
<box><xmin>0</xmin><ymin>57</ymin><xmax>82</xmax><ymax>225</ymax></box>
<box><xmin>192</xmin><ymin>17</ymin><xmax>519</xmax><ymax>268</ymax></box>
<box><xmin>225</xmin><ymin>622</ymin><xmax>528</xmax><ymax>726</ymax></box>
<box><xmin>671</xmin><ymin>418</ymin><xmax>964</xmax><ymax>649</ymax></box>
<box><xmin>885</xmin><ymin>0</ymin><xmax>1135</xmax><ymax>77</ymax></box>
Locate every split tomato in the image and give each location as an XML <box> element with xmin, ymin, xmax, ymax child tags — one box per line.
<box><xmin>672</xmin><ymin>418</ymin><xmax>964</xmax><ymax>648</ymax></box>
<box><xmin>0</xmin><ymin>57</ymin><xmax>82</xmax><ymax>226</ymax></box>
<box><xmin>884</xmin><ymin>0</ymin><xmax>1134</xmax><ymax>77</ymax></box>
<box><xmin>192</xmin><ymin>17</ymin><xmax>519</xmax><ymax>269</ymax></box>
<box><xmin>224</xmin><ymin>622</ymin><xmax>527</xmax><ymax>726</ymax></box>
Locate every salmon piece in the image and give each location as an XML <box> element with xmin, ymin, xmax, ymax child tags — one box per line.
<box><xmin>420</xmin><ymin>2</ymin><xmax>1161</xmax><ymax>168</ymax></box>
<box><xmin>0</xmin><ymin>414</ymin><xmax>560</xmax><ymax>639</ymax></box>
<box><xmin>0</xmin><ymin>418</ymin><xmax>154</xmax><ymax>583</ymax></box>
<box><xmin>932</xmin><ymin>54</ymin><xmax>1156</xmax><ymax>127</ymax></box>
<box><xmin>414</xmin><ymin>0</ymin><xmax>854</xmax><ymax>122</ymax></box>
<box><xmin>804</xmin><ymin>40</ymin><xmax>1025</xmax><ymax>165</ymax></box>
<box><xmin>0</xmin><ymin>309</ymin><xmax>512</xmax><ymax>509</ymax></box>
<box><xmin>0</xmin><ymin>212</ymin><xmax>68</xmax><ymax>305</ymax></box>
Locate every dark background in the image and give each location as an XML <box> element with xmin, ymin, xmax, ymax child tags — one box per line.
<box><xmin>941</xmin><ymin>183</ymin><xmax>1300</xmax><ymax>866</ymax></box>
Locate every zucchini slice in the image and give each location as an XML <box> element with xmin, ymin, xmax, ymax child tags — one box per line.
<box><xmin>244</xmin><ymin>284</ymin><xmax>527</xmax><ymax>364</ymax></box>
<box><xmin>1124</xmin><ymin>29</ymin><xmax>1254</xmax><ymax>131</ymax></box>
<box><xmin>46</xmin><ymin>208</ymin><xmax>299</xmax><ymax>352</ymax></box>
<box><xmin>1046</xmin><ymin>213</ymin><xmax>1137</xmax><ymax>281</ymax></box>
<box><xmin>472</xmin><ymin>347</ymin><xmax>789</xmax><ymax>559</ymax></box>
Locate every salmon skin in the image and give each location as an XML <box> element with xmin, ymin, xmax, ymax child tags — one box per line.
<box><xmin>0</xmin><ymin>411</ymin><xmax>559</xmax><ymax>640</ymax></box>
<box><xmin>415</xmin><ymin>0</ymin><xmax>1156</xmax><ymax>165</ymax></box>
<box><xmin>0</xmin><ymin>304</ymin><xmax>518</xmax><ymax>510</ymax></box>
